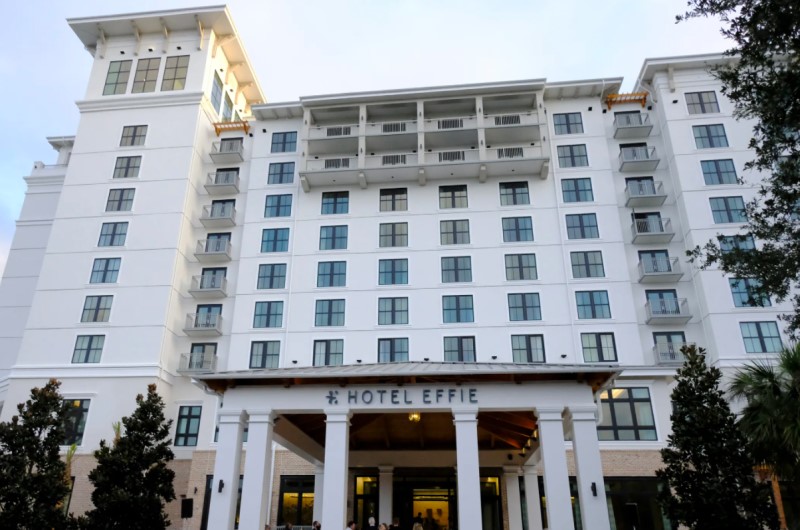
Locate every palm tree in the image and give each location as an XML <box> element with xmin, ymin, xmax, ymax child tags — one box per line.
<box><xmin>730</xmin><ymin>342</ymin><xmax>800</xmax><ymax>530</ymax></box>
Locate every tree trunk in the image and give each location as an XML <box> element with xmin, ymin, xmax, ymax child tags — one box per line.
<box><xmin>771</xmin><ymin>472</ymin><xmax>788</xmax><ymax>530</ymax></box>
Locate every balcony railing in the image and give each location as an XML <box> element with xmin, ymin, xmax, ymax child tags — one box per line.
<box><xmin>195</xmin><ymin>239</ymin><xmax>232</xmax><ymax>262</ymax></box>
<box><xmin>210</xmin><ymin>140</ymin><xmax>244</xmax><ymax>163</ymax></box>
<box><xmin>652</xmin><ymin>342</ymin><xmax>694</xmax><ymax>365</ymax></box>
<box><xmin>483</xmin><ymin>112</ymin><xmax>539</xmax><ymax>127</ymax></box>
<box><xmin>424</xmin><ymin>149</ymin><xmax>480</xmax><ymax>164</ymax></box>
<box><xmin>308</xmin><ymin>124</ymin><xmax>359</xmax><ymax>140</ymax></box>
<box><xmin>625</xmin><ymin>180</ymin><xmax>666</xmax><ymax>207</ymax></box>
<box><xmin>200</xmin><ymin>204</ymin><xmax>236</xmax><ymax>227</ymax></box>
<box><xmin>189</xmin><ymin>275</ymin><xmax>228</xmax><ymax>298</ymax></box>
<box><xmin>619</xmin><ymin>146</ymin><xmax>659</xmax><ymax>171</ymax></box>
<box><xmin>365</xmin><ymin>120</ymin><xmax>418</xmax><ymax>135</ymax></box>
<box><xmin>205</xmin><ymin>170</ymin><xmax>240</xmax><ymax>194</ymax></box>
<box><xmin>306</xmin><ymin>156</ymin><xmax>358</xmax><ymax>171</ymax></box>
<box><xmin>646</xmin><ymin>298</ymin><xmax>691</xmax><ymax>324</ymax></box>
<box><xmin>638</xmin><ymin>257</ymin><xmax>682</xmax><ymax>283</ymax></box>
<box><xmin>178</xmin><ymin>351</ymin><xmax>217</xmax><ymax>373</ymax></box>
<box><xmin>631</xmin><ymin>218</ymin><xmax>674</xmax><ymax>243</ymax></box>
<box><xmin>485</xmin><ymin>146</ymin><xmax>543</xmax><ymax>161</ymax></box>
<box><xmin>365</xmin><ymin>153</ymin><xmax>418</xmax><ymax>168</ymax></box>
<box><xmin>184</xmin><ymin>313</ymin><xmax>222</xmax><ymax>336</ymax></box>
<box><xmin>614</xmin><ymin>113</ymin><xmax>653</xmax><ymax>138</ymax></box>
<box><xmin>423</xmin><ymin>115</ymin><xmax>478</xmax><ymax>133</ymax></box>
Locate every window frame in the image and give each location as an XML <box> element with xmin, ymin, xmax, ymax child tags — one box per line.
<box><xmin>131</xmin><ymin>58</ymin><xmax>161</xmax><ymax>94</ymax></box>
<box><xmin>271</xmin><ymin>132</ymin><xmax>298</xmax><ymax>153</ymax></box>
<box><xmin>379</xmin><ymin>222</ymin><xmax>408</xmax><ymax>248</ymax></box>
<box><xmin>268</xmin><ymin>162</ymin><xmax>295</xmax><ymax>184</ymax></box>
<box><xmin>315</xmin><ymin>299</ymin><xmax>346</xmax><ymax>327</ymax></box>
<box><xmin>175</xmin><ymin>405</ymin><xmax>202</xmax><ymax>447</ymax></box>
<box><xmin>120</xmin><ymin>125</ymin><xmax>148</xmax><ymax>147</ymax></box>
<box><xmin>81</xmin><ymin>295</ymin><xmax>113</xmax><ymax>323</ymax></box>
<box><xmin>566</xmin><ymin>213</ymin><xmax>600</xmax><ymax>239</ymax></box>
<box><xmin>701</xmin><ymin>159</ymin><xmax>737</xmax><ymax>185</ymax></box>
<box><xmin>499</xmin><ymin>182</ymin><xmax>530</xmax><ymax>206</ymax></box>
<box><xmin>729</xmin><ymin>278</ymin><xmax>771</xmax><ymax>307</ymax></box>
<box><xmin>313</xmin><ymin>339</ymin><xmax>344</xmax><ymax>366</ymax></box>
<box><xmin>439</xmin><ymin>185</ymin><xmax>469</xmax><ymax>209</ymax></box>
<box><xmin>321</xmin><ymin>191</ymin><xmax>350</xmax><ymax>215</ymax></box>
<box><xmin>740</xmin><ymin>321</ymin><xmax>782</xmax><ymax>353</ymax></box>
<box><xmin>440</xmin><ymin>220</ymin><xmax>470</xmax><ymax>245</ymax></box>
<box><xmin>161</xmin><ymin>55</ymin><xmax>190</xmax><ymax>91</ymax></box>
<box><xmin>106</xmin><ymin>188</ymin><xmax>135</xmax><ymax>212</ymax></box>
<box><xmin>378</xmin><ymin>338</ymin><xmax>409</xmax><ymax>363</ymax></box>
<box><xmin>113</xmin><ymin>156</ymin><xmax>141</xmax><ymax>179</ymax></box>
<box><xmin>442</xmin><ymin>295</ymin><xmax>474</xmax><ymax>324</ymax></box>
<box><xmin>693</xmin><ymin>124</ymin><xmax>729</xmax><ymax>149</ymax></box>
<box><xmin>317</xmin><ymin>261</ymin><xmax>347</xmax><ymax>288</ymax></box>
<box><xmin>576</xmin><ymin>290</ymin><xmax>611</xmax><ymax>319</ymax></box>
<box><xmin>89</xmin><ymin>258</ymin><xmax>121</xmax><ymax>284</ymax></box>
<box><xmin>581</xmin><ymin>332</ymin><xmax>617</xmax><ymax>362</ymax></box>
<box><xmin>441</xmin><ymin>256</ymin><xmax>472</xmax><ymax>283</ymax></box>
<box><xmin>264</xmin><ymin>194</ymin><xmax>293</xmax><ymax>218</ymax></box>
<box><xmin>507</xmin><ymin>293</ymin><xmax>542</xmax><ymax>321</ymax></box>
<box><xmin>686</xmin><ymin>91</ymin><xmax>720</xmax><ymax>114</ymax></box>
<box><xmin>597</xmin><ymin>388</ymin><xmax>657</xmax><ymax>441</ymax></box>
<box><xmin>443</xmin><ymin>336</ymin><xmax>476</xmax><ymax>362</ymax></box>
<box><xmin>63</xmin><ymin>399</ymin><xmax>91</xmax><ymax>446</ymax></box>
<box><xmin>502</xmin><ymin>217</ymin><xmax>534</xmax><ymax>242</ymax></box>
<box><xmin>571</xmin><ymin>251</ymin><xmax>604</xmax><ymax>278</ymax></box>
<box><xmin>379</xmin><ymin>188</ymin><xmax>408</xmax><ymax>212</ymax></box>
<box><xmin>261</xmin><ymin>228</ymin><xmax>290</xmax><ymax>253</ymax></box>
<box><xmin>511</xmin><ymin>334</ymin><xmax>545</xmax><ymax>363</ymax></box>
<box><xmin>103</xmin><ymin>60</ymin><xmax>132</xmax><ymax>95</ymax></box>
<box><xmin>504</xmin><ymin>253</ymin><xmax>537</xmax><ymax>281</ymax></box>
<box><xmin>378</xmin><ymin>258</ymin><xmax>408</xmax><ymax>285</ymax></box>
<box><xmin>378</xmin><ymin>297</ymin><xmax>409</xmax><ymax>325</ymax></box>
<box><xmin>710</xmin><ymin>196</ymin><xmax>747</xmax><ymax>223</ymax></box>
<box><xmin>556</xmin><ymin>144</ymin><xmax>589</xmax><ymax>168</ymax></box>
<box><xmin>561</xmin><ymin>178</ymin><xmax>594</xmax><ymax>202</ymax></box>
<box><xmin>253</xmin><ymin>301</ymin><xmax>284</xmax><ymax>328</ymax></box>
<box><xmin>319</xmin><ymin>225</ymin><xmax>348</xmax><ymax>250</ymax></box>
<box><xmin>250</xmin><ymin>341</ymin><xmax>280</xmax><ymax>369</ymax></box>
<box><xmin>553</xmin><ymin>112</ymin><xmax>584</xmax><ymax>135</ymax></box>
<box><xmin>257</xmin><ymin>263</ymin><xmax>287</xmax><ymax>289</ymax></box>
<box><xmin>72</xmin><ymin>335</ymin><xmax>104</xmax><ymax>364</ymax></box>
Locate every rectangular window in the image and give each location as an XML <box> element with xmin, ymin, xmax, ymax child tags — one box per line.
<box><xmin>268</xmin><ymin>162</ymin><xmax>295</xmax><ymax>184</ymax></box>
<box><xmin>502</xmin><ymin>217</ymin><xmax>534</xmax><ymax>242</ymax></box>
<box><xmin>81</xmin><ymin>295</ymin><xmax>113</xmax><ymax>323</ymax></box>
<box><xmin>730</xmin><ymin>278</ymin><xmax>771</xmax><ymax>307</ymax></box>
<box><xmin>693</xmin><ymin>124</ymin><xmax>729</xmax><ymax>149</ymax></box>
<box><xmin>319</xmin><ymin>226</ymin><xmax>348</xmax><ymax>250</ymax></box>
<box><xmin>686</xmin><ymin>91</ymin><xmax>720</xmax><ymax>114</ymax></box>
<box><xmin>257</xmin><ymin>264</ymin><xmax>287</xmax><ymax>289</ymax></box>
<box><xmin>200</xmin><ymin>268</ymin><xmax>226</xmax><ymax>288</ymax></box>
<box><xmin>701</xmin><ymin>159</ymin><xmax>737</xmax><ymax>185</ymax></box>
<box><xmin>499</xmin><ymin>182</ymin><xmax>530</xmax><ymax>206</ymax></box>
<box><xmin>553</xmin><ymin>112</ymin><xmax>584</xmax><ymax>135</ymax></box>
<box><xmin>321</xmin><ymin>192</ymin><xmax>349</xmax><ymax>214</ymax></box>
<box><xmin>440</xmin><ymin>220</ymin><xmax>470</xmax><ymax>245</ymax></box>
<box><xmin>720</xmin><ymin>234</ymin><xmax>756</xmax><ymax>254</ymax></box>
<box><xmin>317</xmin><ymin>261</ymin><xmax>346</xmax><ymax>287</ymax></box>
<box><xmin>740</xmin><ymin>321</ymin><xmax>782</xmax><ymax>353</ymax></box>
<box><xmin>315</xmin><ymin>299</ymin><xmax>345</xmax><ymax>327</ymax></box>
<box><xmin>576</xmin><ymin>291</ymin><xmax>611</xmax><ymax>319</ymax></box>
<box><xmin>442</xmin><ymin>295</ymin><xmax>474</xmax><ymax>323</ymax></box>
<box><xmin>571</xmin><ymin>251</ymin><xmax>604</xmax><ymax>278</ymax></box>
<box><xmin>120</xmin><ymin>125</ymin><xmax>148</xmax><ymax>147</ymax></box>
<box><xmin>508</xmin><ymin>293</ymin><xmax>541</xmax><ymax>321</ymax></box>
<box><xmin>439</xmin><ymin>185</ymin><xmax>468</xmax><ymax>209</ymax></box>
<box><xmin>253</xmin><ymin>301</ymin><xmax>284</xmax><ymax>328</ymax></box>
<box><xmin>561</xmin><ymin>178</ymin><xmax>594</xmax><ymax>202</ymax></box>
<box><xmin>710</xmin><ymin>196</ymin><xmax>746</xmax><ymax>223</ymax></box>
<box><xmin>271</xmin><ymin>132</ymin><xmax>298</xmax><ymax>153</ymax></box>
<box><xmin>211</xmin><ymin>73</ymin><xmax>223</xmax><ymax>112</ymax></box>
<box><xmin>378</xmin><ymin>338</ymin><xmax>409</xmax><ymax>363</ymax></box>
<box><xmin>443</xmin><ymin>336</ymin><xmax>476</xmax><ymax>362</ymax></box>
<box><xmin>511</xmin><ymin>335</ymin><xmax>545</xmax><ymax>363</ymax></box>
<box><xmin>557</xmin><ymin>145</ymin><xmax>589</xmax><ymax>168</ymax></box>
<box><xmin>161</xmin><ymin>55</ymin><xmax>189</xmax><ymax>91</ymax></box>
<box><xmin>265</xmin><ymin>194</ymin><xmax>293</xmax><ymax>217</ymax></box>
<box><xmin>441</xmin><ymin>256</ymin><xmax>472</xmax><ymax>283</ymax></box>
<box><xmin>597</xmin><ymin>388</ymin><xmax>657</xmax><ymax>441</ymax></box>
<box><xmin>379</xmin><ymin>259</ymin><xmax>408</xmax><ymax>285</ymax></box>
<box><xmin>72</xmin><ymin>335</ymin><xmax>104</xmax><ymax>364</ymax></box>
<box><xmin>103</xmin><ymin>60</ymin><xmax>132</xmax><ymax>95</ymax></box>
<box><xmin>505</xmin><ymin>254</ymin><xmax>537</xmax><ymax>280</ymax></box>
<box><xmin>222</xmin><ymin>93</ymin><xmax>233</xmax><ymax>121</ymax></box>
<box><xmin>175</xmin><ymin>405</ymin><xmax>202</xmax><ymax>447</ymax></box>
<box><xmin>250</xmin><ymin>341</ymin><xmax>280</xmax><ymax>369</ymax></box>
<box><xmin>380</xmin><ymin>188</ymin><xmax>408</xmax><ymax>211</ymax></box>
<box><xmin>566</xmin><ymin>213</ymin><xmax>599</xmax><ymax>239</ymax></box>
<box><xmin>581</xmin><ymin>333</ymin><xmax>617</xmax><ymax>362</ymax></box>
<box><xmin>261</xmin><ymin>228</ymin><xmax>290</xmax><ymax>253</ymax></box>
<box><xmin>89</xmin><ymin>258</ymin><xmax>121</xmax><ymax>284</ymax></box>
<box><xmin>105</xmin><ymin>188</ymin><xmax>135</xmax><ymax>212</ymax></box>
<box><xmin>379</xmin><ymin>223</ymin><xmax>408</xmax><ymax>248</ymax></box>
<box><xmin>113</xmin><ymin>156</ymin><xmax>141</xmax><ymax>179</ymax></box>
<box><xmin>378</xmin><ymin>297</ymin><xmax>409</xmax><ymax>325</ymax></box>
<box><xmin>64</xmin><ymin>399</ymin><xmax>90</xmax><ymax>445</ymax></box>
<box><xmin>131</xmin><ymin>58</ymin><xmax>161</xmax><ymax>93</ymax></box>
<box><xmin>313</xmin><ymin>339</ymin><xmax>343</xmax><ymax>366</ymax></box>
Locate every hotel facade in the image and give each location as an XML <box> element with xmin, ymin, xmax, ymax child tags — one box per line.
<box><xmin>0</xmin><ymin>6</ymin><xmax>791</xmax><ymax>530</ymax></box>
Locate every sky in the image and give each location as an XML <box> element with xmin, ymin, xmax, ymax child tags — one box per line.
<box><xmin>0</xmin><ymin>0</ymin><xmax>730</xmax><ymax>275</ymax></box>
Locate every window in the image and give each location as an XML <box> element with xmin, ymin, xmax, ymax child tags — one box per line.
<box><xmin>499</xmin><ymin>182</ymin><xmax>530</xmax><ymax>205</ymax></box>
<box><xmin>265</xmin><ymin>194</ymin><xmax>293</xmax><ymax>217</ymax></box>
<box><xmin>196</xmin><ymin>268</ymin><xmax>224</xmax><ymax>293</ymax></box>
<box><xmin>502</xmin><ymin>217</ymin><xmax>534</xmax><ymax>242</ymax></box>
<box><xmin>553</xmin><ymin>112</ymin><xmax>584</xmax><ymax>135</ymax></box>
<box><xmin>314</xmin><ymin>339</ymin><xmax>344</xmax><ymax>366</ymax></box>
<box><xmin>378</xmin><ymin>338</ymin><xmax>409</xmax><ymax>363</ymax></box>
<box><xmin>103</xmin><ymin>60</ymin><xmax>132</xmax><ymax>95</ymax></box>
<box><xmin>505</xmin><ymin>254</ymin><xmax>537</xmax><ymax>280</ymax></box>
<box><xmin>571</xmin><ymin>251</ymin><xmax>604</xmax><ymax>278</ymax></box>
<box><xmin>557</xmin><ymin>145</ymin><xmax>588</xmax><ymax>168</ymax></box>
<box><xmin>440</xmin><ymin>220</ymin><xmax>470</xmax><ymax>245</ymax></box>
<box><xmin>581</xmin><ymin>333</ymin><xmax>617</xmax><ymax>362</ymax></box>
<box><xmin>625</xmin><ymin>176</ymin><xmax>657</xmax><ymax>197</ymax></box>
<box><xmin>211</xmin><ymin>72</ymin><xmax>223</xmax><ymax>112</ymax></box>
<box><xmin>315</xmin><ymin>299</ymin><xmax>345</xmax><ymax>326</ymax></box>
<box><xmin>317</xmin><ymin>261</ymin><xmax>346</xmax><ymax>287</ymax></box>
<box><xmin>508</xmin><ymin>293</ymin><xmax>541</xmax><ymax>321</ymax></box>
<box><xmin>511</xmin><ymin>335</ymin><xmax>545</xmax><ymax>363</ymax></box>
<box><xmin>378</xmin><ymin>297</ymin><xmax>409</xmax><ymax>325</ymax></box>
<box><xmin>646</xmin><ymin>290</ymin><xmax>680</xmax><ymax>316</ymax></box>
<box><xmin>576</xmin><ymin>291</ymin><xmax>611</xmax><ymax>319</ymax></box>
<box><xmin>321</xmin><ymin>191</ymin><xmax>349</xmax><ymax>214</ymax></box>
<box><xmin>120</xmin><ymin>125</ymin><xmax>147</xmax><ymax>147</ymax></box>
<box><xmin>72</xmin><ymin>335</ymin><xmax>104</xmax><ymax>363</ymax></box>
<box><xmin>250</xmin><ymin>341</ymin><xmax>280</xmax><ymax>369</ymax></box>
<box><xmin>597</xmin><ymin>388</ymin><xmax>657</xmax><ymax>441</ymax></box>
<box><xmin>442</xmin><ymin>295</ymin><xmax>474</xmax><ymax>323</ymax></box>
<box><xmin>379</xmin><ymin>259</ymin><xmax>408</xmax><ymax>285</ymax></box>
<box><xmin>81</xmin><ymin>295</ymin><xmax>113</xmax><ymax>323</ymax></box>
<box><xmin>701</xmin><ymin>159</ymin><xmax>737</xmax><ymax>185</ymax></box>
<box><xmin>441</xmin><ymin>256</ymin><xmax>472</xmax><ymax>283</ymax></box>
<box><xmin>261</xmin><ymin>228</ymin><xmax>290</xmax><ymax>253</ymax></box>
<box><xmin>693</xmin><ymin>124</ymin><xmax>729</xmax><ymax>149</ymax></box>
<box><xmin>268</xmin><ymin>162</ymin><xmax>295</xmax><ymax>184</ymax></box>
<box><xmin>566</xmin><ymin>213</ymin><xmax>599</xmax><ymax>239</ymax></box>
<box><xmin>380</xmin><ymin>188</ymin><xmax>408</xmax><ymax>211</ymax></box>
<box><xmin>64</xmin><ymin>399</ymin><xmax>90</xmax><ymax>445</ymax></box>
<box><xmin>203</xmin><ymin>232</ymin><xmax>231</xmax><ymax>254</ymax></box>
<box><xmin>253</xmin><ymin>301</ymin><xmax>284</xmax><ymax>328</ymax></box>
<box><xmin>730</xmin><ymin>278</ymin><xmax>770</xmax><ymax>307</ymax></box>
<box><xmin>105</xmin><ymin>188</ymin><xmax>135</xmax><ymax>212</ymax></box>
<box><xmin>222</xmin><ymin>93</ymin><xmax>233</xmax><ymax>122</ymax></box>
<box><xmin>561</xmin><ymin>178</ymin><xmax>593</xmax><ymax>202</ymax></box>
<box><xmin>319</xmin><ymin>226</ymin><xmax>348</xmax><ymax>250</ymax></box>
<box><xmin>379</xmin><ymin>223</ymin><xmax>408</xmax><ymax>247</ymax></box>
<box><xmin>175</xmin><ymin>405</ymin><xmax>202</xmax><ymax>447</ymax></box>
<box><xmin>720</xmin><ymin>234</ymin><xmax>756</xmax><ymax>254</ymax></box>
<box><xmin>90</xmin><ymin>258</ymin><xmax>121</xmax><ymax>284</ymax></box>
<box><xmin>188</xmin><ymin>343</ymin><xmax>216</xmax><ymax>370</ymax></box>
<box><xmin>639</xmin><ymin>250</ymin><xmax>672</xmax><ymax>273</ymax></box>
<box><xmin>194</xmin><ymin>305</ymin><xmax>222</xmax><ymax>329</ymax></box>
<box><xmin>710</xmin><ymin>196</ymin><xmax>746</xmax><ymax>223</ymax></box>
<box><xmin>209</xmin><ymin>199</ymin><xmax>235</xmax><ymax>219</ymax></box>
<box><xmin>113</xmin><ymin>156</ymin><xmax>141</xmax><ymax>179</ymax></box>
<box><xmin>161</xmin><ymin>55</ymin><xmax>189</xmax><ymax>91</ymax></box>
<box><xmin>686</xmin><ymin>91</ymin><xmax>720</xmax><ymax>114</ymax></box>
<box><xmin>131</xmin><ymin>58</ymin><xmax>160</xmax><ymax>93</ymax></box>
<box><xmin>653</xmin><ymin>332</ymin><xmax>687</xmax><ymax>360</ymax></box>
<box><xmin>740</xmin><ymin>322</ymin><xmax>782</xmax><ymax>353</ymax></box>
<box><xmin>271</xmin><ymin>132</ymin><xmax>297</xmax><ymax>153</ymax></box>
<box><xmin>439</xmin><ymin>185</ymin><xmax>468</xmax><ymax>209</ymax></box>
<box><xmin>444</xmin><ymin>336</ymin><xmax>475</xmax><ymax>362</ymax></box>
<box><xmin>257</xmin><ymin>264</ymin><xmax>287</xmax><ymax>289</ymax></box>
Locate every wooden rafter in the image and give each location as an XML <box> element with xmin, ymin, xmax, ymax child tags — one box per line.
<box><xmin>606</xmin><ymin>92</ymin><xmax>648</xmax><ymax>110</ymax></box>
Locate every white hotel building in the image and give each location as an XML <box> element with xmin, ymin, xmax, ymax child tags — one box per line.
<box><xmin>0</xmin><ymin>6</ymin><xmax>792</xmax><ymax>530</ymax></box>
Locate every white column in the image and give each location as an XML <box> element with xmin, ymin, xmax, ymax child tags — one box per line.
<box><xmin>239</xmin><ymin>410</ymin><xmax>275</xmax><ymax>530</ymax></box>
<box><xmin>321</xmin><ymin>412</ymin><xmax>351</xmax><ymax>530</ymax></box>
<box><xmin>536</xmin><ymin>407</ymin><xmax>574</xmax><ymax>530</ymax></box>
<box><xmin>313</xmin><ymin>465</ymin><xmax>324</xmax><ymax>523</ymax></box>
<box><xmin>522</xmin><ymin>462</ymin><xmax>543</xmax><ymax>530</ymax></box>
<box><xmin>568</xmin><ymin>406</ymin><xmax>611</xmax><ymax>530</ymax></box>
<box><xmin>207</xmin><ymin>409</ymin><xmax>246</xmax><ymax>530</ymax></box>
<box><xmin>379</xmin><ymin>466</ymin><xmax>394</xmax><ymax>525</ymax></box>
<box><xmin>453</xmin><ymin>410</ymin><xmax>483</xmax><ymax>530</ymax></box>
<box><xmin>503</xmin><ymin>466</ymin><xmax>523</xmax><ymax>530</ymax></box>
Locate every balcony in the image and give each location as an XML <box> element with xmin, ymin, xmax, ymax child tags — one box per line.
<box><xmin>619</xmin><ymin>146</ymin><xmax>660</xmax><ymax>172</ymax></box>
<box><xmin>200</xmin><ymin>205</ymin><xmax>236</xmax><ymax>228</ymax></box>
<box><xmin>177</xmin><ymin>351</ymin><xmax>217</xmax><ymax>374</ymax></box>
<box><xmin>306</xmin><ymin>156</ymin><xmax>358</xmax><ymax>172</ymax></box>
<box><xmin>625</xmin><ymin>180</ymin><xmax>667</xmax><ymax>207</ymax></box>
<box><xmin>424</xmin><ymin>149</ymin><xmax>480</xmax><ymax>165</ymax></box>
<box><xmin>422</xmin><ymin>115</ymin><xmax>478</xmax><ymax>133</ymax></box>
<box><xmin>183</xmin><ymin>313</ymin><xmax>222</xmax><ymax>337</ymax></box>
<box><xmin>484</xmin><ymin>112</ymin><xmax>540</xmax><ymax>128</ymax></box>
<box><xmin>645</xmin><ymin>298</ymin><xmax>691</xmax><ymax>325</ymax></box>
<box><xmin>188</xmin><ymin>275</ymin><xmax>228</xmax><ymax>299</ymax></box>
<box><xmin>194</xmin><ymin>239</ymin><xmax>232</xmax><ymax>262</ymax></box>
<box><xmin>652</xmin><ymin>343</ymin><xmax>694</xmax><ymax>365</ymax></box>
<box><xmin>614</xmin><ymin>113</ymin><xmax>653</xmax><ymax>139</ymax></box>
<box><xmin>307</xmin><ymin>123</ymin><xmax>359</xmax><ymax>140</ymax></box>
<box><xmin>365</xmin><ymin>120</ymin><xmax>418</xmax><ymax>136</ymax></box>
<box><xmin>631</xmin><ymin>218</ymin><xmax>674</xmax><ymax>243</ymax></box>
<box><xmin>365</xmin><ymin>152</ymin><xmax>419</xmax><ymax>169</ymax></box>
<box><xmin>204</xmin><ymin>170</ymin><xmax>240</xmax><ymax>195</ymax></box>
<box><xmin>638</xmin><ymin>257</ymin><xmax>683</xmax><ymax>283</ymax></box>
<box><xmin>210</xmin><ymin>140</ymin><xmax>244</xmax><ymax>163</ymax></box>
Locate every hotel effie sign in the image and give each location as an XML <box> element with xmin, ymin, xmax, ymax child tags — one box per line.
<box><xmin>325</xmin><ymin>387</ymin><xmax>478</xmax><ymax>406</ymax></box>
